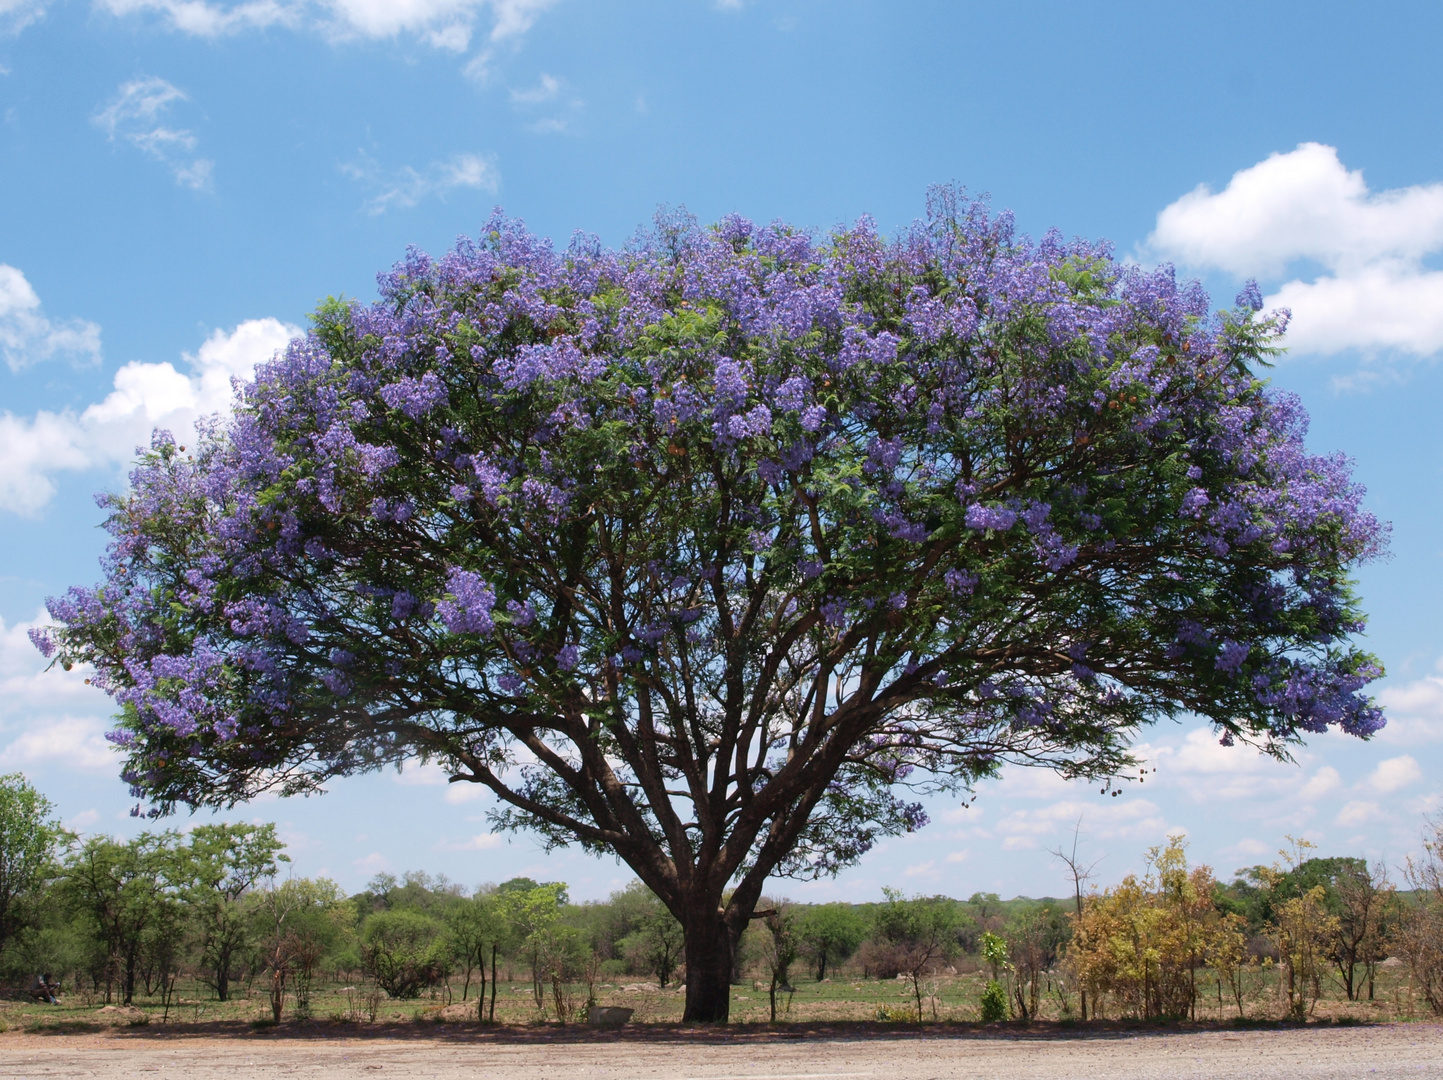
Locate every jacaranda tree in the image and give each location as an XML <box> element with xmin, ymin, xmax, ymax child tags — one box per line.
<box><xmin>36</xmin><ymin>188</ymin><xmax>1386</xmax><ymax>1021</ymax></box>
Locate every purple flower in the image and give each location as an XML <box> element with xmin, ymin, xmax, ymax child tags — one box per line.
<box><xmin>379</xmin><ymin>372</ymin><xmax>448</xmax><ymax>418</ymax></box>
<box><xmin>437</xmin><ymin>569</ymin><xmax>496</xmax><ymax>635</ymax></box>
<box><xmin>965</xmin><ymin>504</ymin><xmax>1018</xmax><ymax>532</ymax></box>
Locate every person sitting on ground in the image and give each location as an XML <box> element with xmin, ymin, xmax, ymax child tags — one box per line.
<box><xmin>28</xmin><ymin>973</ymin><xmax>59</xmax><ymax>1005</ymax></box>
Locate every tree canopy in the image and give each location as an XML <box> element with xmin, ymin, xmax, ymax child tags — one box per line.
<box><xmin>36</xmin><ymin>188</ymin><xmax>1386</xmax><ymax>1020</ymax></box>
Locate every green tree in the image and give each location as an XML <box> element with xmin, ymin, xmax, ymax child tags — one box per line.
<box><xmin>797</xmin><ymin>902</ymin><xmax>866</xmax><ymax>981</ymax></box>
<box><xmin>60</xmin><ymin>833</ymin><xmax>181</xmax><ymax>1004</ymax></box>
<box><xmin>0</xmin><ymin>774</ymin><xmax>64</xmax><ymax>962</ymax></box>
<box><xmin>615</xmin><ymin>882</ymin><xmax>683</xmax><ymax>987</ymax></box>
<box><xmin>443</xmin><ymin>892</ymin><xmax>502</xmax><ymax>1011</ymax></box>
<box><xmin>873</xmin><ymin>889</ymin><xmax>960</xmax><ymax>1020</ymax></box>
<box><xmin>759</xmin><ymin>898</ymin><xmax>799</xmax><ymax>1021</ymax></box>
<box><xmin>498</xmin><ymin>881</ymin><xmax>567</xmax><ymax>1008</ymax></box>
<box><xmin>1399</xmin><ymin>816</ymin><xmax>1443</xmax><ymax>1015</ymax></box>
<box><xmin>185</xmin><ymin>822</ymin><xmax>287</xmax><ymax>1001</ymax></box>
<box><xmin>360</xmin><ymin>907</ymin><xmax>444</xmax><ymax>1001</ymax></box>
<box><xmin>1006</xmin><ymin>902</ymin><xmax>1070</xmax><ymax>1020</ymax></box>
<box><xmin>252</xmin><ymin>875</ymin><xmax>351</xmax><ymax>1019</ymax></box>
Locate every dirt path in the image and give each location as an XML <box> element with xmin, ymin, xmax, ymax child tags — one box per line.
<box><xmin>0</xmin><ymin>1023</ymin><xmax>1440</xmax><ymax>1079</ymax></box>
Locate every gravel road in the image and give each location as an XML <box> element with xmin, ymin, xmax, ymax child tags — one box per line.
<box><xmin>1</xmin><ymin>1023</ymin><xmax>1439</xmax><ymax>1079</ymax></box>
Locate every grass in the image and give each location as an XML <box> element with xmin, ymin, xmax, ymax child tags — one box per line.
<box><xmin>0</xmin><ymin>967</ymin><xmax>1428</xmax><ymax>1033</ymax></box>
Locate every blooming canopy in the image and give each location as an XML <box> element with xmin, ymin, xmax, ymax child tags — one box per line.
<box><xmin>36</xmin><ymin>188</ymin><xmax>1386</xmax><ymax>1021</ymax></box>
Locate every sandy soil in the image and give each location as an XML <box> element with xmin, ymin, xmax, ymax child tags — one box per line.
<box><xmin>0</xmin><ymin>1023</ymin><xmax>1440</xmax><ymax>1079</ymax></box>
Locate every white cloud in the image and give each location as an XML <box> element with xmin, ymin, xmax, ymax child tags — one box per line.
<box><xmin>1225</xmin><ymin>837</ymin><xmax>1271</xmax><ymax>859</ymax></box>
<box><xmin>436</xmin><ymin>832</ymin><xmax>504</xmax><ymax>851</ymax></box>
<box><xmin>1150</xmin><ymin>143</ymin><xmax>1443</xmax><ymax>357</ymax></box>
<box><xmin>343</xmin><ymin>151</ymin><xmax>498</xmax><ymax>215</ymax></box>
<box><xmin>0</xmin><ymin>715</ymin><xmax>116</xmax><ymax>771</ymax></box>
<box><xmin>1299</xmin><ymin>766</ymin><xmax>1342</xmax><ymax>800</ymax></box>
<box><xmin>93</xmin><ymin>76</ymin><xmax>214</xmax><ymax>190</ymax></box>
<box><xmin>393</xmin><ymin>760</ymin><xmax>451</xmax><ymax>785</ymax></box>
<box><xmin>1365</xmin><ymin>755</ymin><xmax>1423</xmax><ymax>794</ymax></box>
<box><xmin>510</xmin><ymin>72</ymin><xmax>559</xmax><ymax>104</ymax></box>
<box><xmin>93</xmin><ymin>0</ymin><xmax>558</xmax><ymax>49</ymax></box>
<box><xmin>0</xmin><ymin>610</ymin><xmax>120</xmax><ymax>775</ymax></box>
<box><xmin>0</xmin><ymin>265</ymin><xmax>102</xmax><ymax>372</ymax></box>
<box><xmin>67</xmin><ymin>809</ymin><xmax>101</xmax><ymax>829</ymax></box>
<box><xmin>97</xmin><ymin>0</ymin><xmax>301</xmax><ymax>35</ymax></box>
<box><xmin>393</xmin><ymin>758</ymin><xmax>484</xmax><ymax>802</ymax></box>
<box><xmin>0</xmin><ymin>317</ymin><xmax>297</xmax><ymax>516</ymax></box>
<box><xmin>353</xmin><ymin>852</ymin><xmax>391</xmax><ymax>874</ymax></box>
<box><xmin>485</xmin><ymin>0</ymin><xmax>558</xmax><ymax>41</ymax></box>
<box><xmin>1336</xmin><ymin>800</ymin><xmax>1384</xmax><ymax>828</ymax></box>
<box><xmin>0</xmin><ymin>0</ymin><xmax>46</xmax><ymax>34</ymax></box>
<box><xmin>993</xmin><ymin>798</ymin><xmax>1167</xmax><ymax>851</ymax></box>
<box><xmin>1376</xmin><ymin>674</ymin><xmax>1443</xmax><ymax>745</ymax></box>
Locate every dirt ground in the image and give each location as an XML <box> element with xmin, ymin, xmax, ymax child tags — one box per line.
<box><xmin>0</xmin><ymin>1022</ymin><xmax>1441</xmax><ymax>1080</ymax></box>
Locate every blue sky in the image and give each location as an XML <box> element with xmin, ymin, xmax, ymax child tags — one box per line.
<box><xmin>3</xmin><ymin>0</ymin><xmax>1443</xmax><ymax>901</ymax></box>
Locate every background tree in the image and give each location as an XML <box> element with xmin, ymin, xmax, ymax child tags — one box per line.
<box><xmin>1048</xmin><ymin>817</ymin><xmax>1097</xmax><ymax>1019</ymax></box>
<box><xmin>798</xmin><ymin>902</ymin><xmax>866</xmax><ymax>981</ymax></box>
<box><xmin>359</xmin><ymin>907</ymin><xmax>444</xmax><ymax>1001</ymax></box>
<box><xmin>38</xmin><ymin>191</ymin><xmax>1388</xmax><ymax>1021</ymax></box>
<box><xmin>1066</xmin><ymin>838</ymin><xmax>1243</xmax><ymax>1021</ymax></box>
<box><xmin>1323</xmin><ymin>858</ymin><xmax>1394</xmax><ymax>1002</ymax></box>
<box><xmin>1398</xmin><ymin>816</ymin><xmax>1443</xmax><ymax>1016</ymax></box>
<box><xmin>872</xmin><ymin>889</ymin><xmax>960</xmax><ymax>1020</ymax></box>
<box><xmin>443</xmin><ymin>890</ymin><xmax>500</xmax><ymax>1008</ymax></box>
<box><xmin>619</xmin><ymin>889</ymin><xmax>684</xmax><ymax>988</ymax></box>
<box><xmin>498</xmin><ymin>880</ymin><xmax>566</xmax><ymax>1008</ymax></box>
<box><xmin>756</xmin><ymin>897</ymin><xmax>799</xmax><ymax>1021</ymax></box>
<box><xmin>1006</xmin><ymin>902</ymin><xmax>1070</xmax><ymax>1020</ymax></box>
<box><xmin>979</xmin><ymin>929</ymin><xmax>1010</xmax><ymax>1021</ymax></box>
<box><xmin>185</xmin><ymin>822</ymin><xmax>286</xmax><ymax>1001</ymax></box>
<box><xmin>0</xmin><ymin>774</ymin><xmax>64</xmax><ymax>963</ymax></box>
<box><xmin>1262</xmin><ymin>838</ymin><xmax>1338</xmax><ymax>1021</ymax></box>
<box><xmin>60</xmin><ymin>833</ymin><xmax>179</xmax><ymax>1004</ymax></box>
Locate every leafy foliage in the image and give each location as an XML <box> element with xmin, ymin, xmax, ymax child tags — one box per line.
<box><xmin>0</xmin><ymin>773</ymin><xmax>64</xmax><ymax>960</ymax></box>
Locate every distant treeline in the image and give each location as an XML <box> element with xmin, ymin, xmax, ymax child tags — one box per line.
<box><xmin>1</xmin><ymin>773</ymin><xmax>1441</xmax><ymax>1023</ymax></box>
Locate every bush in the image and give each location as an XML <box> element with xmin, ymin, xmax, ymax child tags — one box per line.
<box><xmin>361</xmin><ymin>909</ymin><xmax>445</xmax><ymax>999</ymax></box>
<box><xmin>980</xmin><ymin>979</ymin><xmax>1009</xmax><ymax>1022</ymax></box>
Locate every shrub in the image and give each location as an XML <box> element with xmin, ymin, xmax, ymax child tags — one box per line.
<box><xmin>980</xmin><ymin>979</ymin><xmax>1009</xmax><ymax>1022</ymax></box>
<box><xmin>361</xmin><ymin>909</ymin><xmax>445</xmax><ymax>999</ymax></box>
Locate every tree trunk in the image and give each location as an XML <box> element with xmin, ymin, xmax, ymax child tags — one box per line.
<box><xmin>682</xmin><ymin>910</ymin><xmax>737</xmax><ymax>1023</ymax></box>
<box><xmin>216</xmin><ymin>941</ymin><xmax>232</xmax><ymax>1002</ymax></box>
<box><xmin>488</xmin><ymin>944</ymin><xmax>498</xmax><ymax>1022</ymax></box>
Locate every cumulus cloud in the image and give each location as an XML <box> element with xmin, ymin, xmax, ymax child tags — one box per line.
<box><xmin>93</xmin><ymin>75</ymin><xmax>214</xmax><ymax>190</ymax></box>
<box><xmin>0</xmin><ymin>265</ymin><xmax>102</xmax><ymax>371</ymax></box>
<box><xmin>93</xmin><ymin>0</ymin><xmax>559</xmax><ymax>51</ymax></box>
<box><xmin>435</xmin><ymin>832</ymin><xmax>504</xmax><ymax>851</ymax></box>
<box><xmin>0</xmin><ymin>610</ymin><xmax>119</xmax><ymax>774</ymax></box>
<box><xmin>1364</xmin><ymin>755</ymin><xmax>1423</xmax><ymax>794</ymax></box>
<box><xmin>1336</xmin><ymin>800</ymin><xmax>1384</xmax><ymax>828</ymax></box>
<box><xmin>993</xmin><ymin>798</ymin><xmax>1167</xmax><ymax>851</ymax></box>
<box><xmin>97</xmin><ymin>0</ymin><xmax>300</xmax><ymax>35</ymax></box>
<box><xmin>0</xmin><ymin>317</ymin><xmax>297</xmax><ymax>516</ymax></box>
<box><xmin>1376</xmin><ymin>674</ymin><xmax>1443</xmax><ymax>746</ymax></box>
<box><xmin>343</xmin><ymin>151</ymin><xmax>498</xmax><ymax>215</ymax></box>
<box><xmin>510</xmin><ymin>72</ymin><xmax>559</xmax><ymax>104</ymax></box>
<box><xmin>0</xmin><ymin>0</ymin><xmax>46</xmax><ymax>34</ymax></box>
<box><xmin>1150</xmin><ymin>143</ymin><xmax>1443</xmax><ymax>357</ymax></box>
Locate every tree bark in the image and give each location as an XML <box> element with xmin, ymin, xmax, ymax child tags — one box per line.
<box><xmin>682</xmin><ymin>908</ymin><xmax>739</xmax><ymax>1023</ymax></box>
